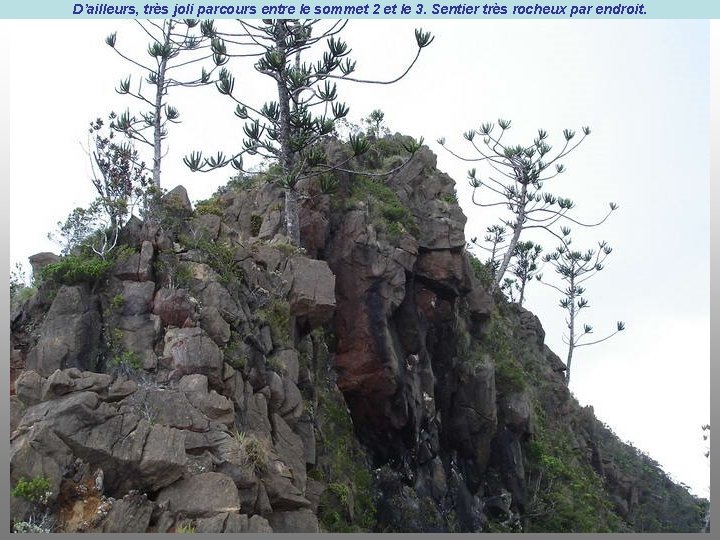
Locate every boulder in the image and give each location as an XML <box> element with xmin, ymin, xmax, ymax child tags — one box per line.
<box><xmin>28</xmin><ymin>251</ymin><xmax>61</xmax><ymax>279</ymax></box>
<box><xmin>114</xmin><ymin>241</ymin><xmax>154</xmax><ymax>282</ymax></box>
<box><xmin>17</xmin><ymin>392</ymin><xmax>187</xmax><ymax>496</ymax></box>
<box><xmin>163</xmin><ymin>327</ymin><xmax>224</xmax><ymax>390</ymax></box>
<box><xmin>156</xmin><ymin>472</ymin><xmax>241</xmax><ymax>518</ymax></box>
<box><xmin>271</xmin><ymin>413</ymin><xmax>306</xmax><ymax>492</ymax></box>
<box><xmin>101</xmin><ymin>492</ymin><xmax>154</xmax><ymax>533</ymax></box>
<box><xmin>26</xmin><ymin>285</ymin><xmax>102</xmax><ymax>376</ymax></box>
<box><xmin>152</xmin><ymin>287</ymin><xmax>196</xmax><ymax>327</ymax></box>
<box><xmin>284</xmin><ymin>256</ymin><xmax>336</xmax><ymax>329</ymax></box>
<box><xmin>267</xmin><ymin>510</ymin><xmax>319</xmax><ymax>533</ymax></box>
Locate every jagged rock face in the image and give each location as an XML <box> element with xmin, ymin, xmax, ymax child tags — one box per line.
<box><xmin>9</xmin><ymin>140</ymin><xmax>708</xmax><ymax>533</ymax></box>
<box><xmin>323</xmin><ymin>147</ymin><xmax>497</xmax><ymax>488</ymax></box>
<box><xmin>26</xmin><ymin>285</ymin><xmax>103</xmax><ymax>376</ymax></box>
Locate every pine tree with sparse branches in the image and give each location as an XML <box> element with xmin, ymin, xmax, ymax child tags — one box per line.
<box><xmin>539</xmin><ymin>228</ymin><xmax>625</xmax><ymax>385</ymax></box>
<box><xmin>184</xmin><ymin>20</ymin><xmax>433</xmax><ymax>246</ymax></box>
<box><xmin>105</xmin><ymin>19</ymin><xmax>227</xmax><ymax>188</ymax></box>
<box><xmin>439</xmin><ymin>120</ymin><xmax>617</xmax><ymax>291</ymax></box>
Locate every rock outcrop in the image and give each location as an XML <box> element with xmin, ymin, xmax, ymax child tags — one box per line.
<box><xmin>9</xmin><ymin>136</ymin><xmax>707</xmax><ymax>533</ymax></box>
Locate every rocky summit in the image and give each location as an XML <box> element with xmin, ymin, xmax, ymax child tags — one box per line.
<box><xmin>9</xmin><ymin>137</ymin><xmax>708</xmax><ymax>533</ymax></box>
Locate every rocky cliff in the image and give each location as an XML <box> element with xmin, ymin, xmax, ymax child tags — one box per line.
<box><xmin>9</xmin><ymin>136</ymin><xmax>708</xmax><ymax>533</ymax></box>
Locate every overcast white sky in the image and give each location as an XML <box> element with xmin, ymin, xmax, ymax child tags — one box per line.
<box><xmin>6</xmin><ymin>19</ymin><xmax>711</xmax><ymax>498</ymax></box>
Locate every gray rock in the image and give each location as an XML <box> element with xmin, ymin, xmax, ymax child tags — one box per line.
<box><xmin>285</xmin><ymin>256</ymin><xmax>336</xmax><ymax>328</ymax></box>
<box><xmin>279</xmin><ymin>377</ymin><xmax>303</xmax><ymax>424</ymax></box>
<box><xmin>26</xmin><ymin>285</ymin><xmax>102</xmax><ymax>376</ymax></box>
<box><xmin>10</xmin><ymin>396</ymin><xmax>27</xmax><ymax>433</ymax></box>
<box><xmin>163</xmin><ymin>185</ymin><xmax>193</xmax><ymax>212</ymax></box>
<box><xmin>117</xmin><ymin>280</ymin><xmax>155</xmax><ymax>315</ymax></box>
<box><xmin>114</xmin><ymin>241</ymin><xmax>155</xmax><ymax>282</ymax></box>
<box><xmin>271</xmin><ymin>413</ymin><xmax>307</xmax><ymax>492</ymax></box>
<box><xmin>101</xmin><ymin>492</ymin><xmax>154</xmax><ymax>533</ymax></box>
<box><xmin>244</xmin><ymin>392</ymin><xmax>273</xmax><ymax>437</ymax></box>
<box><xmin>156</xmin><ymin>472</ymin><xmax>241</xmax><ymax>518</ymax></box>
<box><xmin>10</xmin><ymin>421</ymin><xmax>74</xmax><ymax>492</ymax></box>
<box><xmin>163</xmin><ymin>327</ymin><xmax>224</xmax><ymax>390</ymax></box>
<box><xmin>261</xmin><ymin>468</ymin><xmax>311</xmax><ymax>511</ymax></box>
<box><xmin>121</xmin><ymin>387</ymin><xmax>210</xmax><ymax>431</ymax></box>
<box><xmin>28</xmin><ymin>251</ymin><xmax>61</xmax><ymax>279</ymax></box>
<box><xmin>248</xmin><ymin>514</ymin><xmax>273</xmax><ymax>533</ymax></box>
<box><xmin>267</xmin><ymin>510</ymin><xmax>319</xmax><ymax>533</ymax></box>
<box><xmin>15</xmin><ymin>370</ymin><xmax>46</xmax><ymax>405</ymax></box>
<box><xmin>272</xmin><ymin>349</ymin><xmax>300</xmax><ymax>384</ymax></box>
<box><xmin>18</xmin><ymin>392</ymin><xmax>186</xmax><ymax>496</ymax></box>
<box><xmin>179</xmin><ymin>374</ymin><xmax>235</xmax><ymax>426</ymax></box>
<box><xmin>199</xmin><ymin>305</ymin><xmax>231</xmax><ymax>346</ymax></box>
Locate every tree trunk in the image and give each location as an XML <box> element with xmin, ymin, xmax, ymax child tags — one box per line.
<box><xmin>152</xmin><ymin>23</ymin><xmax>172</xmax><ymax>188</ymax></box>
<box><xmin>285</xmin><ymin>188</ymin><xmax>300</xmax><ymax>247</ymax></box>
<box><xmin>565</xmin><ymin>280</ymin><xmax>576</xmax><ymax>385</ymax></box>
<box><xmin>492</xmin><ymin>183</ymin><xmax>528</xmax><ymax>292</ymax></box>
<box><xmin>274</xmin><ymin>24</ymin><xmax>301</xmax><ymax>247</ymax></box>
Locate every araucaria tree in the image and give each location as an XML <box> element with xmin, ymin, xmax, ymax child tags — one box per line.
<box><xmin>439</xmin><ymin>120</ymin><xmax>617</xmax><ymax>292</ymax></box>
<box><xmin>540</xmin><ymin>228</ymin><xmax>625</xmax><ymax>385</ymax></box>
<box><xmin>184</xmin><ymin>20</ymin><xmax>433</xmax><ymax>246</ymax></box>
<box><xmin>501</xmin><ymin>240</ymin><xmax>543</xmax><ymax>305</ymax></box>
<box><xmin>105</xmin><ymin>19</ymin><xmax>227</xmax><ymax>187</ymax></box>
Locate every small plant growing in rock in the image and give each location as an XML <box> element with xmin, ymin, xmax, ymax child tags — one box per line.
<box><xmin>234</xmin><ymin>430</ymin><xmax>269</xmax><ymax>472</ymax></box>
<box><xmin>106</xmin><ymin>328</ymin><xmax>142</xmax><ymax>376</ymax></box>
<box><xmin>12</xmin><ymin>476</ymin><xmax>53</xmax><ymax>507</ymax></box>
<box><xmin>109</xmin><ymin>294</ymin><xmax>125</xmax><ymax>312</ymax></box>
<box><xmin>175</xmin><ymin>522</ymin><xmax>196</xmax><ymax>534</ymax></box>
<box><xmin>12</xmin><ymin>511</ymin><xmax>56</xmax><ymax>534</ymax></box>
<box><xmin>249</xmin><ymin>214</ymin><xmax>263</xmax><ymax>237</ymax></box>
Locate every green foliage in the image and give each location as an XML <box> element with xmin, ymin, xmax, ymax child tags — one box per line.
<box><xmin>234</xmin><ymin>431</ymin><xmax>269</xmax><ymax>472</ymax></box>
<box><xmin>467</xmin><ymin>252</ymin><xmax>494</xmax><ymax>289</ymax></box>
<box><xmin>314</xmin><ymin>384</ymin><xmax>377</xmax><ymax>532</ymax></box>
<box><xmin>10</xmin><ymin>263</ymin><xmax>36</xmax><ymax>311</ymax></box>
<box><xmin>12</xmin><ymin>476</ymin><xmax>52</xmax><ymax>505</ymax></box>
<box><xmin>258</xmin><ymin>299</ymin><xmax>291</xmax><ymax>347</ymax></box>
<box><xmin>349</xmin><ymin>176</ymin><xmax>419</xmax><ymax>240</ymax></box>
<box><xmin>181</xmin><ymin>236</ymin><xmax>244</xmax><ymax>286</ymax></box>
<box><xmin>194</xmin><ymin>196</ymin><xmax>224</xmax><ymax>216</ymax></box>
<box><xmin>175</xmin><ymin>522</ymin><xmax>196</xmax><ymax>534</ymax></box>
<box><xmin>107</xmin><ymin>328</ymin><xmax>142</xmax><ymax>374</ymax></box>
<box><xmin>440</xmin><ymin>191</ymin><xmax>458</xmax><ymax>204</ymax></box>
<box><xmin>593</xmin><ymin>422</ymin><xmax>709</xmax><ymax>532</ymax></box>
<box><xmin>39</xmin><ymin>254</ymin><xmax>112</xmax><ymax>286</ymax></box>
<box><xmin>109</xmin><ymin>294</ymin><xmax>125</xmax><ymax>311</ymax></box>
<box><xmin>494</xmin><ymin>358</ymin><xmax>527</xmax><ymax>394</ymax></box>
<box><xmin>469</xmin><ymin>307</ymin><xmax>528</xmax><ymax>394</ymax></box>
<box><xmin>249</xmin><ymin>214</ymin><xmax>263</xmax><ymax>237</ymax></box>
<box><xmin>525</xmin><ymin>407</ymin><xmax>623</xmax><ymax>532</ymax></box>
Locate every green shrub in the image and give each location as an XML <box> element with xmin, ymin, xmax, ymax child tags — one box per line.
<box><xmin>175</xmin><ymin>522</ymin><xmax>196</xmax><ymax>534</ymax></box>
<box><xmin>109</xmin><ymin>294</ymin><xmax>125</xmax><ymax>311</ymax></box>
<box><xmin>106</xmin><ymin>328</ymin><xmax>142</xmax><ymax>374</ymax></box>
<box><xmin>12</xmin><ymin>476</ymin><xmax>52</xmax><ymax>505</ymax></box>
<box><xmin>525</xmin><ymin>406</ymin><xmax>623</xmax><ymax>532</ymax></box>
<box><xmin>468</xmin><ymin>253</ymin><xmax>494</xmax><ymax>289</ymax></box>
<box><xmin>349</xmin><ymin>176</ymin><xmax>419</xmax><ymax>239</ymax></box>
<box><xmin>40</xmin><ymin>254</ymin><xmax>112</xmax><ymax>285</ymax></box>
<box><xmin>234</xmin><ymin>431</ymin><xmax>269</xmax><ymax>472</ymax></box>
<box><xmin>195</xmin><ymin>197</ymin><xmax>224</xmax><ymax>216</ymax></box>
<box><xmin>250</xmin><ymin>214</ymin><xmax>263</xmax><ymax>237</ymax></box>
<box><xmin>258</xmin><ymin>299</ymin><xmax>291</xmax><ymax>347</ymax></box>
